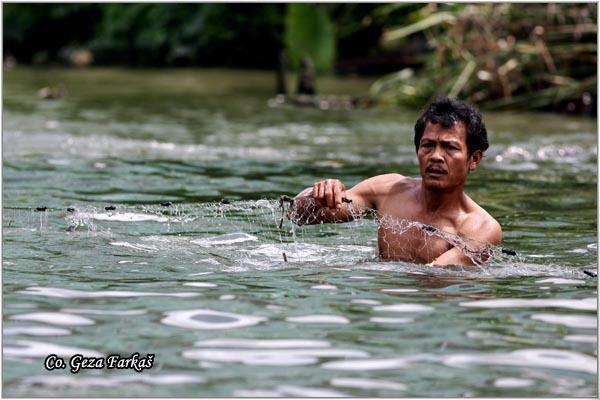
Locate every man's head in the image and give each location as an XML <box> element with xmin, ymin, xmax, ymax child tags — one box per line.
<box><xmin>414</xmin><ymin>97</ymin><xmax>489</xmax><ymax>190</ymax></box>
<box><xmin>414</xmin><ymin>96</ymin><xmax>488</xmax><ymax>155</ymax></box>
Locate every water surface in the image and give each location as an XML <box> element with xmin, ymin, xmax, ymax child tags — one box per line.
<box><xmin>3</xmin><ymin>68</ymin><xmax>597</xmax><ymax>397</ymax></box>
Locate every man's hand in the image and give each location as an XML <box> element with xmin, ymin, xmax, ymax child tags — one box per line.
<box><xmin>312</xmin><ymin>179</ymin><xmax>346</xmax><ymax>209</ymax></box>
<box><xmin>287</xmin><ymin>176</ymin><xmax>376</xmax><ymax>226</ymax></box>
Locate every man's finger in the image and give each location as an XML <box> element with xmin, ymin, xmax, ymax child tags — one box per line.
<box><xmin>334</xmin><ymin>187</ymin><xmax>343</xmax><ymax>209</ymax></box>
<box><xmin>325</xmin><ymin>180</ymin><xmax>335</xmax><ymax>208</ymax></box>
<box><xmin>312</xmin><ymin>182</ymin><xmax>324</xmax><ymax>207</ymax></box>
<box><xmin>317</xmin><ymin>182</ymin><xmax>325</xmax><ymax>200</ymax></box>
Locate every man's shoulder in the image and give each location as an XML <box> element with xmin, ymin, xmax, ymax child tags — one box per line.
<box><xmin>366</xmin><ymin>173</ymin><xmax>416</xmax><ymax>193</ymax></box>
<box><xmin>349</xmin><ymin>174</ymin><xmax>415</xmax><ymax>209</ymax></box>
<box><xmin>460</xmin><ymin>198</ymin><xmax>502</xmax><ymax>245</ymax></box>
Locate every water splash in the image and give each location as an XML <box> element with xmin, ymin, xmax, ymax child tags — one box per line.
<box><xmin>2</xmin><ymin>199</ymin><xmax>594</xmax><ymax>279</ymax></box>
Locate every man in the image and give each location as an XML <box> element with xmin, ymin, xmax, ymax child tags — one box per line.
<box><xmin>287</xmin><ymin>96</ymin><xmax>502</xmax><ymax>267</ymax></box>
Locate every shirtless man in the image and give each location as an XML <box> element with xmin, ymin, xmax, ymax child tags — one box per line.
<box><xmin>287</xmin><ymin>96</ymin><xmax>502</xmax><ymax>266</ymax></box>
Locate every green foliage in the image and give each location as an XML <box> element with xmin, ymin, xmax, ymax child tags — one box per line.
<box><xmin>3</xmin><ymin>3</ymin><xmax>388</xmax><ymax>73</ymax></box>
<box><xmin>284</xmin><ymin>4</ymin><xmax>336</xmax><ymax>72</ymax></box>
<box><xmin>370</xmin><ymin>3</ymin><xmax>597</xmax><ymax>112</ymax></box>
<box><xmin>5</xmin><ymin>3</ymin><xmax>595</xmax><ymax>112</ymax></box>
<box><xmin>91</xmin><ymin>4</ymin><xmax>285</xmax><ymax>67</ymax></box>
<box><xmin>4</xmin><ymin>4</ymin><xmax>285</xmax><ymax>68</ymax></box>
<box><xmin>381</xmin><ymin>11</ymin><xmax>456</xmax><ymax>49</ymax></box>
<box><xmin>4</xmin><ymin>4</ymin><xmax>101</xmax><ymax>63</ymax></box>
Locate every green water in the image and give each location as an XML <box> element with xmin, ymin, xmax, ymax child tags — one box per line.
<box><xmin>3</xmin><ymin>68</ymin><xmax>597</xmax><ymax>397</ymax></box>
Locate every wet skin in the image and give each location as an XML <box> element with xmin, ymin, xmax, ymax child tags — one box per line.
<box><xmin>289</xmin><ymin>121</ymin><xmax>502</xmax><ymax>266</ymax></box>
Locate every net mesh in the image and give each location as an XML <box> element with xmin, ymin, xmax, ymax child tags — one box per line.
<box><xmin>3</xmin><ymin>198</ymin><xmax>520</xmax><ymax>269</ymax></box>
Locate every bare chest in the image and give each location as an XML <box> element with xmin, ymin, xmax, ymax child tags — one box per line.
<box><xmin>376</xmin><ymin>224</ymin><xmax>453</xmax><ymax>263</ymax></box>
<box><xmin>375</xmin><ymin>201</ymin><xmax>460</xmax><ymax>263</ymax></box>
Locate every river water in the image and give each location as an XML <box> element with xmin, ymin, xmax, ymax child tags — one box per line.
<box><xmin>3</xmin><ymin>68</ymin><xmax>597</xmax><ymax>397</ymax></box>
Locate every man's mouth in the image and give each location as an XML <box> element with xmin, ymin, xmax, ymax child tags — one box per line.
<box><xmin>425</xmin><ymin>166</ymin><xmax>447</xmax><ymax>176</ymax></box>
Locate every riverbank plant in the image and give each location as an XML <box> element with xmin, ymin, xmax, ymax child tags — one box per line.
<box><xmin>369</xmin><ymin>3</ymin><xmax>597</xmax><ymax>113</ymax></box>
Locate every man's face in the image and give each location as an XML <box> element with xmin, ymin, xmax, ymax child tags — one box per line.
<box><xmin>417</xmin><ymin>121</ymin><xmax>480</xmax><ymax>190</ymax></box>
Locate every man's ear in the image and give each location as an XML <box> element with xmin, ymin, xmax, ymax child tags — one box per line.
<box><xmin>468</xmin><ymin>150</ymin><xmax>483</xmax><ymax>171</ymax></box>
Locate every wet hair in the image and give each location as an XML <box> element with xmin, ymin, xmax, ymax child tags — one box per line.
<box><xmin>414</xmin><ymin>96</ymin><xmax>488</xmax><ymax>155</ymax></box>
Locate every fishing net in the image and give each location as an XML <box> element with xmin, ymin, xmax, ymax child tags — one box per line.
<box><xmin>3</xmin><ymin>197</ymin><xmax>521</xmax><ymax>271</ymax></box>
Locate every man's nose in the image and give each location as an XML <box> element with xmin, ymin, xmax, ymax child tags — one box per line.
<box><xmin>431</xmin><ymin>145</ymin><xmax>443</xmax><ymax>161</ymax></box>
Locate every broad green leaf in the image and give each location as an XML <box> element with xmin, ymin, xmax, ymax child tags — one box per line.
<box><xmin>284</xmin><ymin>4</ymin><xmax>336</xmax><ymax>73</ymax></box>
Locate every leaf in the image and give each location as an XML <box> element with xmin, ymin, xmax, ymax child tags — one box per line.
<box><xmin>368</xmin><ymin>68</ymin><xmax>414</xmax><ymax>98</ymax></box>
<box><xmin>284</xmin><ymin>4</ymin><xmax>336</xmax><ymax>72</ymax></box>
<box><xmin>448</xmin><ymin>59</ymin><xmax>476</xmax><ymax>98</ymax></box>
<box><xmin>381</xmin><ymin>11</ymin><xmax>456</xmax><ymax>48</ymax></box>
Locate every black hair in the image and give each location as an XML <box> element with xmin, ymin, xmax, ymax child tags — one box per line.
<box><xmin>414</xmin><ymin>96</ymin><xmax>488</xmax><ymax>155</ymax></box>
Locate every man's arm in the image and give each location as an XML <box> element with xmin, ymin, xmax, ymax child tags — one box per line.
<box><xmin>431</xmin><ymin>217</ymin><xmax>502</xmax><ymax>267</ymax></box>
<box><xmin>287</xmin><ymin>177</ymin><xmax>382</xmax><ymax>225</ymax></box>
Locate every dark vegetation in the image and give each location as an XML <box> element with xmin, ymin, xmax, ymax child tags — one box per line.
<box><xmin>4</xmin><ymin>3</ymin><xmax>596</xmax><ymax>114</ymax></box>
<box><xmin>370</xmin><ymin>4</ymin><xmax>597</xmax><ymax>115</ymax></box>
<box><xmin>4</xmin><ymin>3</ymin><xmax>399</xmax><ymax>71</ymax></box>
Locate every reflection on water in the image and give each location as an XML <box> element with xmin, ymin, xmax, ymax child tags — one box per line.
<box><xmin>162</xmin><ymin>309</ymin><xmax>267</xmax><ymax>330</ymax></box>
<box><xmin>3</xmin><ymin>68</ymin><xmax>597</xmax><ymax>397</ymax></box>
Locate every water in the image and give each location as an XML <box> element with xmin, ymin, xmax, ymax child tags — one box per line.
<box><xmin>3</xmin><ymin>68</ymin><xmax>597</xmax><ymax>397</ymax></box>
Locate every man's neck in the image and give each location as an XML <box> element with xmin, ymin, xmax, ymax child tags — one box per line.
<box><xmin>419</xmin><ymin>182</ymin><xmax>465</xmax><ymax>213</ymax></box>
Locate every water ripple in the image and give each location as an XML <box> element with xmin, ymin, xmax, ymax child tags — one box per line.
<box><xmin>322</xmin><ymin>355</ymin><xmax>427</xmax><ymax>371</ymax></box>
<box><xmin>442</xmin><ymin>348</ymin><xmax>597</xmax><ymax>375</ymax></box>
<box><xmin>370</xmin><ymin>317</ymin><xmax>413</xmax><ymax>324</ymax></box>
<box><xmin>535</xmin><ymin>278</ymin><xmax>585</xmax><ymax>285</ymax></box>
<box><xmin>563</xmin><ymin>335</ymin><xmax>597</xmax><ymax>343</ymax></box>
<box><xmin>109</xmin><ymin>241</ymin><xmax>159</xmax><ymax>252</ymax></box>
<box><xmin>21</xmin><ymin>374</ymin><xmax>205</xmax><ymax>388</ymax></box>
<box><xmin>493</xmin><ymin>377</ymin><xmax>535</xmax><ymax>388</ymax></box>
<box><xmin>232</xmin><ymin>389</ymin><xmax>281</xmax><ymax>397</ymax></box>
<box><xmin>194</xmin><ymin>338</ymin><xmax>331</xmax><ymax>348</ymax></box>
<box><xmin>191</xmin><ymin>233</ymin><xmax>258</xmax><ymax>246</ymax></box>
<box><xmin>91</xmin><ymin>212</ymin><xmax>169</xmax><ymax>223</ymax></box>
<box><xmin>18</xmin><ymin>286</ymin><xmax>200</xmax><ymax>298</ymax></box>
<box><xmin>161</xmin><ymin>309</ymin><xmax>266</xmax><ymax>330</ymax></box>
<box><xmin>311</xmin><ymin>284</ymin><xmax>337</xmax><ymax>290</ymax></box>
<box><xmin>183</xmin><ymin>282</ymin><xmax>218</xmax><ymax>288</ymax></box>
<box><xmin>330</xmin><ymin>377</ymin><xmax>406</xmax><ymax>391</ymax></box>
<box><xmin>4</xmin><ymin>340</ymin><xmax>103</xmax><ymax>358</ymax></box>
<box><xmin>60</xmin><ymin>308</ymin><xmax>147</xmax><ymax>316</ymax></box>
<box><xmin>4</xmin><ymin>326</ymin><xmax>71</xmax><ymax>336</ymax></box>
<box><xmin>530</xmin><ymin>313</ymin><xmax>597</xmax><ymax>329</ymax></box>
<box><xmin>286</xmin><ymin>315</ymin><xmax>350</xmax><ymax>324</ymax></box>
<box><xmin>459</xmin><ymin>297</ymin><xmax>596</xmax><ymax>311</ymax></box>
<box><xmin>182</xmin><ymin>347</ymin><xmax>368</xmax><ymax>366</ymax></box>
<box><xmin>276</xmin><ymin>385</ymin><xmax>348</xmax><ymax>397</ymax></box>
<box><xmin>10</xmin><ymin>312</ymin><xmax>95</xmax><ymax>326</ymax></box>
<box><xmin>381</xmin><ymin>288</ymin><xmax>419</xmax><ymax>293</ymax></box>
<box><xmin>351</xmin><ymin>299</ymin><xmax>381</xmax><ymax>305</ymax></box>
<box><xmin>373</xmin><ymin>304</ymin><xmax>434</xmax><ymax>312</ymax></box>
